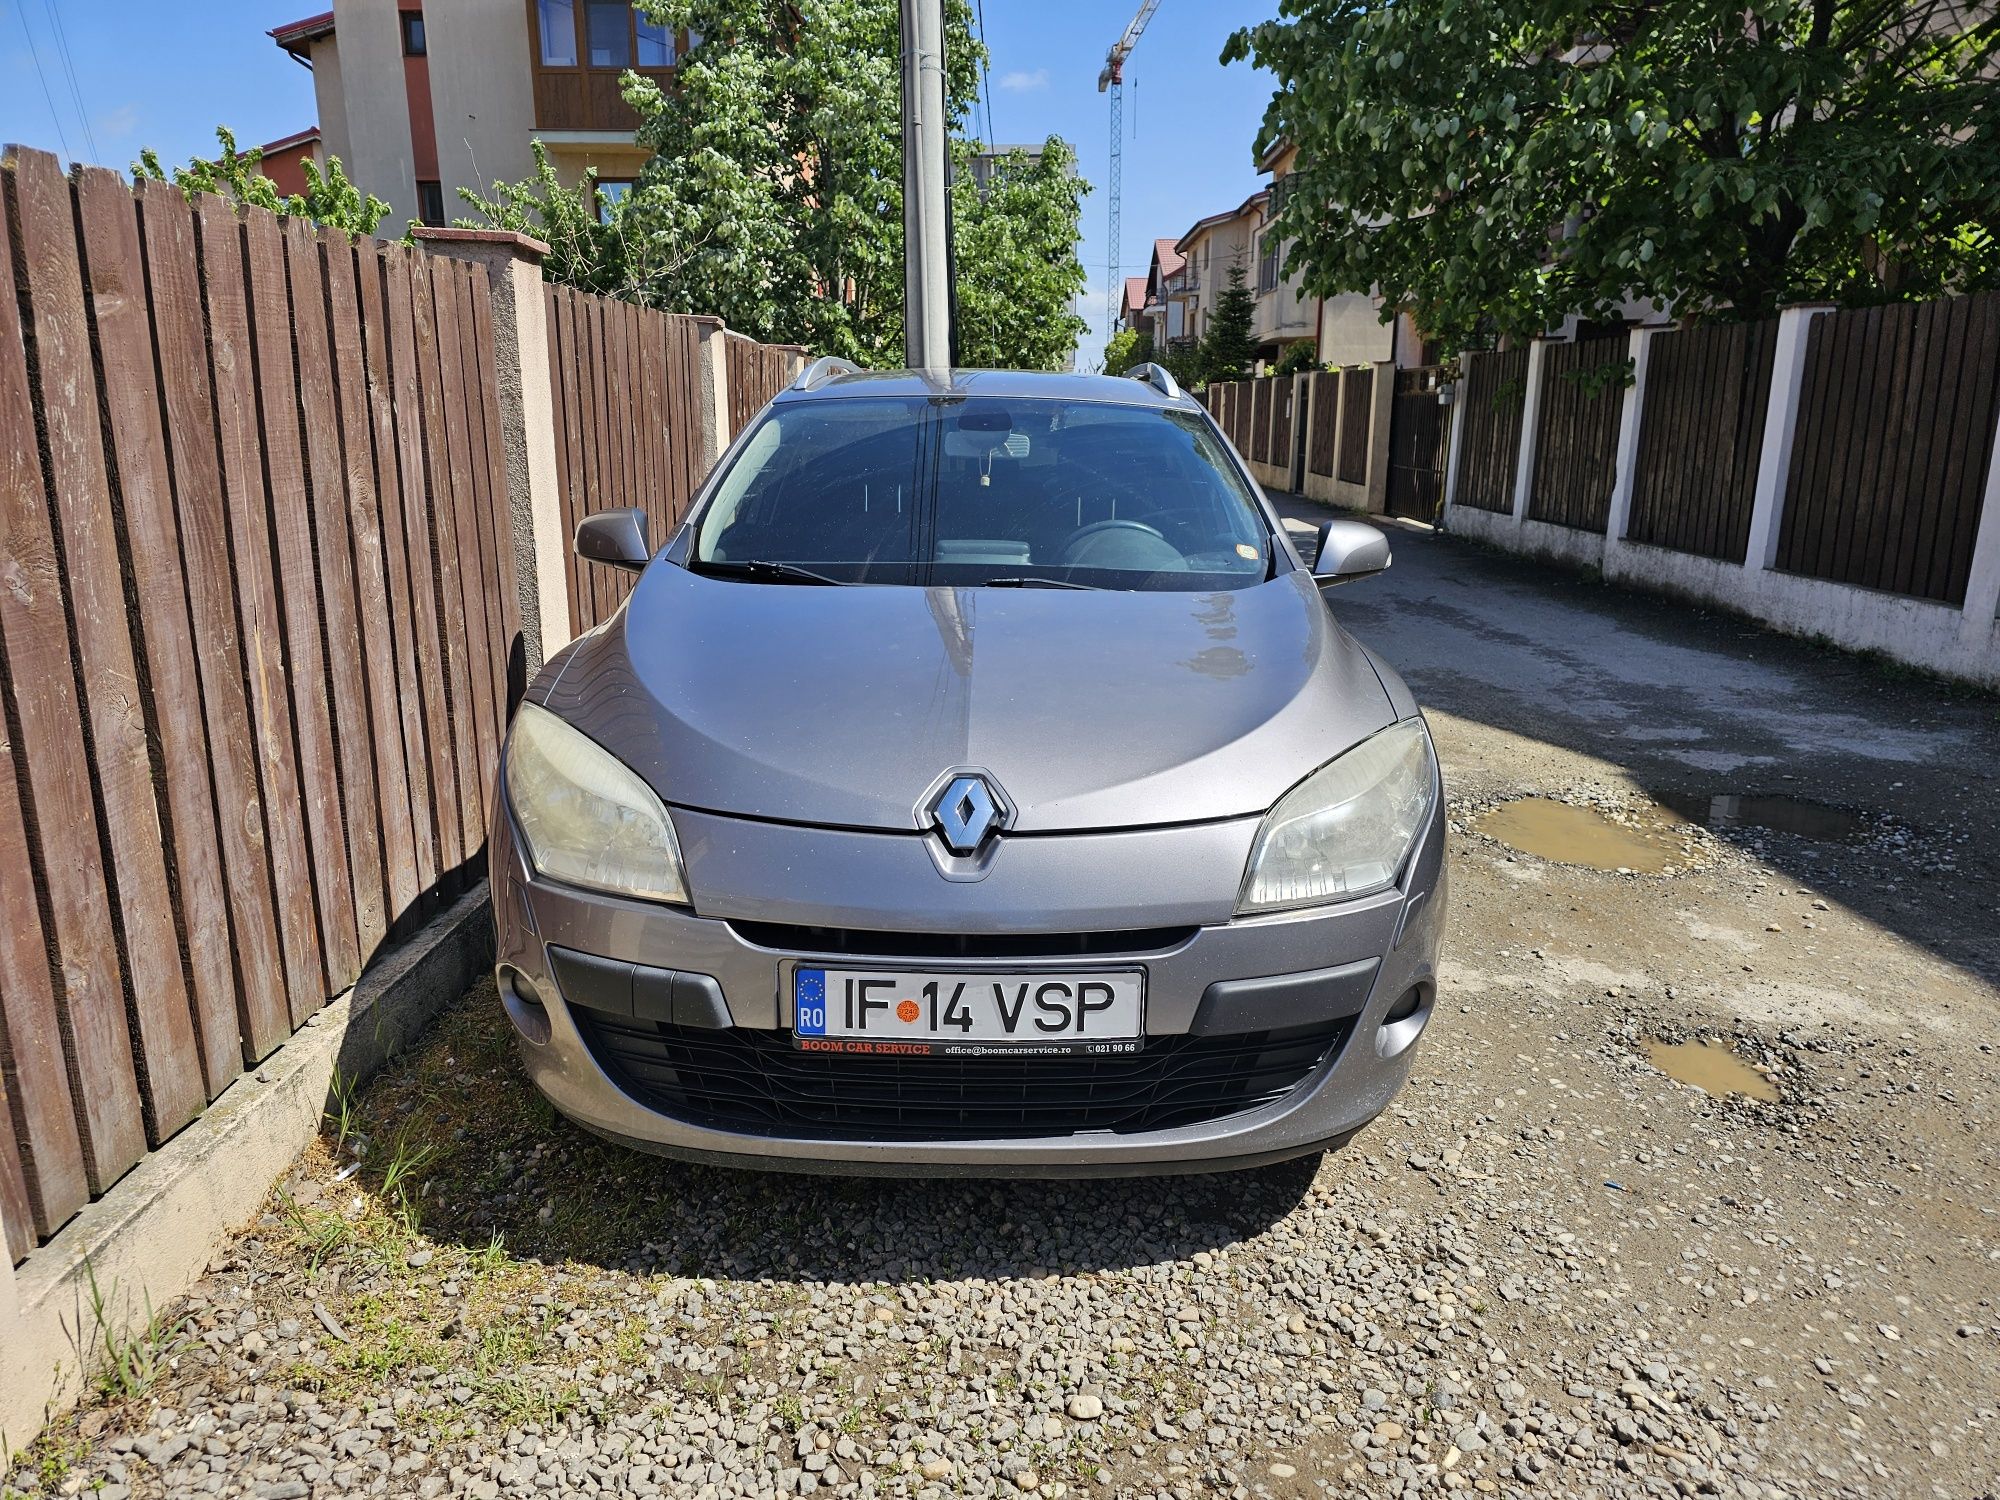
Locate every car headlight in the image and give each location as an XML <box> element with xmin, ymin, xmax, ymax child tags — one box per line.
<box><xmin>1236</xmin><ymin>719</ymin><xmax>1436</xmax><ymax>914</ymax></box>
<box><xmin>503</xmin><ymin>702</ymin><xmax>688</xmax><ymax>904</ymax></box>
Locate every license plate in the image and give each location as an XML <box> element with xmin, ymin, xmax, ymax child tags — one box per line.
<box><xmin>792</xmin><ymin>966</ymin><xmax>1144</xmax><ymax>1057</ymax></box>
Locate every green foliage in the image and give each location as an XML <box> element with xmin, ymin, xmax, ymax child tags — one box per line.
<box><xmin>615</xmin><ymin>0</ymin><xmax>1088</xmax><ymax>366</ymax></box>
<box><xmin>1200</xmin><ymin>263</ymin><xmax>1260</xmax><ymax>381</ymax></box>
<box><xmin>1273</xmin><ymin>340</ymin><xmax>1321</xmax><ymax>376</ymax></box>
<box><xmin>951</xmin><ymin>140</ymin><xmax>1090</xmax><ymax>369</ymax></box>
<box><xmin>456</xmin><ymin>140</ymin><xmax>637</xmax><ymax>296</ymax></box>
<box><xmin>132</xmin><ymin>125</ymin><xmax>391</xmax><ymax>237</ymax></box>
<box><xmin>1103</xmin><ymin>326</ymin><xmax>1156</xmax><ymax>375</ymax></box>
<box><xmin>1226</xmin><ymin>2</ymin><xmax>2000</xmax><ymax>350</ymax></box>
<box><xmin>1157</xmin><ymin>343</ymin><xmax>1206</xmax><ymax>391</ymax></box>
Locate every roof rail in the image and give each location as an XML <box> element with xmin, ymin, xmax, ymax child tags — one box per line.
<box><xmin>792</xmin><ymin>355</ymin><xmax>863</xmax><ymax>393</ymax></box>
<box><xmin>1126</xmin><ymin>361</ymin><xmax>1183</xmax><ymax>401</ymax></box>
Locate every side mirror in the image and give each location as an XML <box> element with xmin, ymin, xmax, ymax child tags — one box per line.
<box><xmin>576</xmin><ymin>507</ymin><xmax>652</xmax><ymax>573</ymax></box>
<box><xmin>1312</xmin><ymin>518</ymin><xmax>1391</xmax><ymax>587</ymax></box>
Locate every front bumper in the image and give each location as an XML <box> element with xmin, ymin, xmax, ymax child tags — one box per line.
<box><xmin>489</xmin><ymin>790</ymin><xmax>1446</xmax><ymax>1176</ymax></box>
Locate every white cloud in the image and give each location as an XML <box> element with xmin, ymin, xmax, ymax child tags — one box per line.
<box><xmin>94</xmin><ymin>103</ymin><xmax>140</xmax><ymax>141</ymax></box>
<box><xmin>998</xmin><ymin>68</ymin><xmax>1049</xmax><ymax>93</ymax></box>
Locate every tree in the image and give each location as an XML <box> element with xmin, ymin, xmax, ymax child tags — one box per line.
<box><xmin>951</xmin><ymin>141</ymin><xmax>1090</xmax><ymax>369</ymax></box>
<box><xmin>1226</xmin><ymin>2</ymin><xmax>2000</xmax><ymax>350</ymax></box>
<box><xmin>1103</xmin><ymin>325</ymin><xmax>1155</xmax><ymax>375</ymax></box>
<box><xmin>133</xmin><ymin>126</ymin><xmax>391</xmax><ymax>237</ymax></box>
<box><xmin>456</xmin><ymin>141</ymin><xmax>634</xmax><ymax>295</ymax></box>
<box><xmin>1273</xmin><ymin>340</ymin><xmax>1321</xmax><ymax>376</ymax></box>
<box><xmin>1201</xmin><ymin>263</ymin><xmax>1259</xmax><ymax>380</ymax></box>
<box><xmin>616</xmin><ymin>0</ymin><xmax>1089</xmax><ymax>366</ymax></box>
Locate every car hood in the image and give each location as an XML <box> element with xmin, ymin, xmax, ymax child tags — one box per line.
<box><xmin>537</xmin><ymin>565</ymin><xmax>1397</xmax><ymax>833</ymax></box>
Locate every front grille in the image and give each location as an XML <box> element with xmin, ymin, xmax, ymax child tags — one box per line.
<box><xmin>573</xmin><ymin>1011</ymin><xmax>1349</xmax><ymax>1140</ymax></box>
<box><xmin>725</xmin><ymin>921</ymin><xmax>1199</xmax><ymax>960</ymax></box>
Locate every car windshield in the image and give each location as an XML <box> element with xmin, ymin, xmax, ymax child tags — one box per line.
<box><xmin>690</xmin><ymin>395</ymin><xmax>1273</xmax><ymax>590</ymax></box>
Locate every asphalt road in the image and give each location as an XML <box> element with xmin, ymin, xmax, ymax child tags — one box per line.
<box><xmin>11</xmin><ymin>503</ymin><xmax>1997</xmax><ymax>1500</ymax></box>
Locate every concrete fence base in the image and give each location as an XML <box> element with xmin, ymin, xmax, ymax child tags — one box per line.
<box><xmin>0</xmin><ymin>889</ymin><xmax>494</xmax><ymax>1452</ymax></box>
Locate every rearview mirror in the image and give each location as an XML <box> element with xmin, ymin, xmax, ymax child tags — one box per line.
<box><xmin>1312</xmin><ymin>518</ymin><xmax>1391</xmax><ymax>587</ymax></box>
<box><xmin>576</xmin><ymin>507</ymin><xmax>652</xmax><ymax>573</ymax></box>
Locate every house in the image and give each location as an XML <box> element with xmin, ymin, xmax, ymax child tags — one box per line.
<box><xmin>271</xmin><ymin>1</ymin><xmax>696</xmax><ymax>232</ymax></box>
<box><xmin>254</xmin><ymin>125</ymin><xmax>323</xmax><ymax>197</ymax></box>
<box><xmin>1172</xmin><ymin>190</ymin><xmax>1264</xmax><ymax>350</ymax></box>
<box><xmin>1250</xmin><ymin>141</ymin><xmax>1317</xmax><ymax>366</ymax></box>
<box><xmin>1119</xmin><ymin>276</ymin><xmax>1151</xmax><ymax>338</ymax></box>
<box><xmin>1143</xmin><ymin>239</ymin><xmax>1186</xmax><ymax>348</ymax></box>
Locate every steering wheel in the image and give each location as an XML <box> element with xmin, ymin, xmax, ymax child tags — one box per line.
<box><xmin>1058</xmin><ymin>518</ymin><xmax>1187</xmax><ymax>571</ymax></box>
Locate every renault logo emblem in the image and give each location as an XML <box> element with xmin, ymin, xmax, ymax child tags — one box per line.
<box><xmin>927</xmin><ymin>772</ymin><xmax>1007</xmax><ymax>855</ymax></box>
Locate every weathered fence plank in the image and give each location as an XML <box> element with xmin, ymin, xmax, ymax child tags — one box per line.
<box><xmin>1628</xmin><ymin>319</ymin><xmax>1776</xmax><ymax>562</ymax></box>
<box><xmin>75</xmin><ymin>166</ymin><xmax>240</xmax><ymax>1093</ymax></box>
<box><xmin>1338</xmin><ymin>368</ymin><xmax>1372</xmax><ymax>486</ymax></box>
<box><xmin>286</xmin><ymin>216</ymin><xmax>389</xmax><ymax>964</ymax></box>
<box><xmin>242</xmin><ymin>210</ymin><xmax>361</xmax><ymax>985</ymax></box>
<box><xmin>200</xmin><ymin>197</ymin><xmax>326</xmax><ymax>1028</ymax></box>
<box><xmin>1528</xmin><ymin>333</ymin><xmax>1630</xmax><ymax>532</ymax></box>
<box><xmin>1779</xmin><ymin>293</ymin><xmax>2000</xmax><ymax>603</ymax></box>
<box><xmin>14</xmin><ymin>149</ymin><xmax>205</xmax><ymax>1144</ymax></box>
<box><xmin>1455</xmin><ymin>347</ymin><xmax>1529</xmax><ymax>513</ymax></box>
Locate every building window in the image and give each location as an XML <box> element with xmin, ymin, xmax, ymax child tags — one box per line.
<box><xmin>538</xmin><ymin>0</ymin><xmax>577</xmax><ymax>65</ymax></box>
<box><xmin>586</xmin><ymin>1</ymin><xmax>631</xmax><ymax>66</ymax></box>
<box><xmin>1258</xmin><ymin>235</ymin><xmax>1281</xmax><ymax>295</ymax></box>
<box><xmin>596</xmin><ymin>179</ymin><xmax>633</xmax><ymax>223</ymax></box>
<box><xmin>635</xmin><ymin>11</ymin><xmax>675</xmax><ymax>65</ymax></box>
<box><xmin>400</xmin><ymin>10</ymin><xmax>427</xmax><ymax>55</ymax></box>
<box><xmin>417</xmin><ymin>179</ymin><xmax>446</xmax><ymax>227</ymax></box>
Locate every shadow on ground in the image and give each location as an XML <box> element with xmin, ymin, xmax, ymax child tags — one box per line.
<box><xmin>335</xmin><ymin>981</ymin><xmax>1320</xmax><ymax>1283</ymax></box>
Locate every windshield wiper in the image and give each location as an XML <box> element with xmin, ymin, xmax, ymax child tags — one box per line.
<box><xmin>698</xmin><ymin>559</ymin><xmax>852</xmax><ymax>586</ymax></box>
<box><xmin>981</xmin><ymin>575</ymin><xmax>1096</xmax><ymax>590</ymax></box>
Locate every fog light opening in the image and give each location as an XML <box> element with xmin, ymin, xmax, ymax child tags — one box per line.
<box><xmin>498</xmin><ymin>966</ymin><xmax>554</xmax><ymax>1045</ymax></box>
<box><xmin>1375</xmin><ymin>984</ymin><xmax>1432</xmax><ymax>1058</ymax></box>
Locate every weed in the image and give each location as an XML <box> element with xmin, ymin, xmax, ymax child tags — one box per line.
<box><xmin>78</xmin><ymin>1262</ymin><xmax>188</xmax><ymax>1405</ymax></box>
<box><xmin>325</xmin><ymin>1067</ymin><xmax>360</xmax><ymax>1149</ymax></box>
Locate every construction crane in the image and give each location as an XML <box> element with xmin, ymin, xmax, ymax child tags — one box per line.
<box><xmin>1097</xmin><ymin>0</ymin><xmax>1163</xmax><ymax>352</ymax></box>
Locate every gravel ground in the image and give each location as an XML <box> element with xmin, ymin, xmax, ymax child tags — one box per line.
<box><xmin>8</xmin><ymin>518</ymin><xmax>1997</xmax><ymax>1500</ymax></box>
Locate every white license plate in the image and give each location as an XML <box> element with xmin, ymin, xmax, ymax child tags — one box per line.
<box><xmin>792</xmin><ymin>966</ymin><xmax>1145</xmax><ymax>1057</ymax></box>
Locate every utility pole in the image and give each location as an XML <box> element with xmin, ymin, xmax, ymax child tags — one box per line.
<box><xmin>901</xmin><ymin>0</ymin><xmax>952</xmax><ymax>374</ymax></box>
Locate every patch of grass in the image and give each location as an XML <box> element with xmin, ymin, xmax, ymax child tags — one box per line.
<box><xmin>79</xmin><ymin>1261</ymin><xmax>189</xmax><ymax>1405</ymax></box>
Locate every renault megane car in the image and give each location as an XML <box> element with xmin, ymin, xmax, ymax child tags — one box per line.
<box><xmin>488</xmin><ymin>361</ymin><xmax>1445</xmax><ymax>1175</ymax></box>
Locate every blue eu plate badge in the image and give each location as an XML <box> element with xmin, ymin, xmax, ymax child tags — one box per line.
<box><xmin>794</xmin><ymin>968</ymin><xmax>828</xmax><ymax>1036</ymax></box>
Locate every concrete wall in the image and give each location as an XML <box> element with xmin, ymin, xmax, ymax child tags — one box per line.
<box><xmin>310</xmin><ymin>36</ymin><xmax>353</xmax><ymax>170</ymax></box>
<box><xmin>331</xmin><ymin>0</ymin><xmax>422</xmax><ymax>228</ymax></box>
<box><xmin>424</xmin><ymin>0</ymin><xmax>540</xmax><ymax>208</ymax></box>
<box><xmin>1440</xmin><ymin>315</ymin><xmax>2000</xmax><ymax>689</ymax></box>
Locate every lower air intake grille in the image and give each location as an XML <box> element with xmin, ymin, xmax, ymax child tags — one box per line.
<box><xmin>572</xmin><ymin>1012</ymin><xmax>1349</xmax><ymax>1141</ymax></box>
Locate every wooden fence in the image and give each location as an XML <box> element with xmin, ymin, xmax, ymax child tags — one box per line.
<box><xmin>0</xmin><ymin>147</ymin><xmax>812</xmax><ymax>1265</ymax></box>
<box><xmin>1527</xmin><ymin>332</ymin><xmax>1631</xmax><ymax>532</ymax></box>
<box><xmin>545</xmin><ymin>287</ymin><xmax>710</xmax><ymax>635</ymax></box>
<box><xmin>1455</xmin><ymin>346</ymin><xmax>1530</xmax><ymax>513</ymax></box>
<box><xmin>1628</xmin><ymin>319</ymin><xmax>1777</xmax><ymax>563</ymax></box>
<box><xmin>1337</xmin><ymin>367</ymin><xmax>1373</xmax><ymax>486</ymax></box>
<box><xmin>1250</xmin><ymin>379</ymin><xmax>1274</xmax><ymax>465</ymax></box>
<box><xmin>1776</xmin><ymin>293</ymin><xmax>2000</xmax><ymax>605</ymax></box>
<box><xmin>1306</xmin><ymin>373</ymin><xmax>1338</xmax><ymax>478</ymax></box>
<box><xmin>726</xmin><ymin>331</ymin><xmax>802</xmax><ymax>438</ymax></box>
<box><xmin>0</xmin><ymin>147</ymin><xmax>516</xmax><ymax>1260</ymax></box>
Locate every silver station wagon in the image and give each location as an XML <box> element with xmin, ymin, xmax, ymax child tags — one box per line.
<box><xmin>489</xmin><ymin>363</ymin><xmax>1445</xmax><ymax>1175</ymax></box>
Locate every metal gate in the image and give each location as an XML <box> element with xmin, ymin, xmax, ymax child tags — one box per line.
<box><xmin>1387</xmin><ymin>365</ymin><xmax>1451</xmax><ymax>522</ymax></box>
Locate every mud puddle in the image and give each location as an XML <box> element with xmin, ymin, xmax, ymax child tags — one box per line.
<box><xmin>1473</xmin><ymin>798</ymin><xmax>1679</xmax><ymax>874</ymax></box>
<box><xmin>1642</xmin><ymin>1038</ymin><xmax>1781</xmax><ymax>1102</ymax></box>
<box><xmin>1660</xmin><ymin>792</ymin><xmax>1866</xmax><ymax>841</ymax></box>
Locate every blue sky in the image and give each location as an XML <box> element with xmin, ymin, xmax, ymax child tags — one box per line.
<box><xmin>0</xmin><ymin>1</ymin><xmax>1282</xmax><ymax>364</ymax></box>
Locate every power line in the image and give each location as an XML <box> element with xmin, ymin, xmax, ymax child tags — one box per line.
<box><xmin>13</xmin><ymin>2</ymin><xmax>74</xmax><ymax>165</ymax></box>
<box><xmin>44</xmin><ymin>0</ymin><xmax>99</xmax><ymax>164</ymax></box>
<box><xmin>973</xmin><ymin>0</ymin><xmax>996</xmax><ymax>148</ymax></box>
